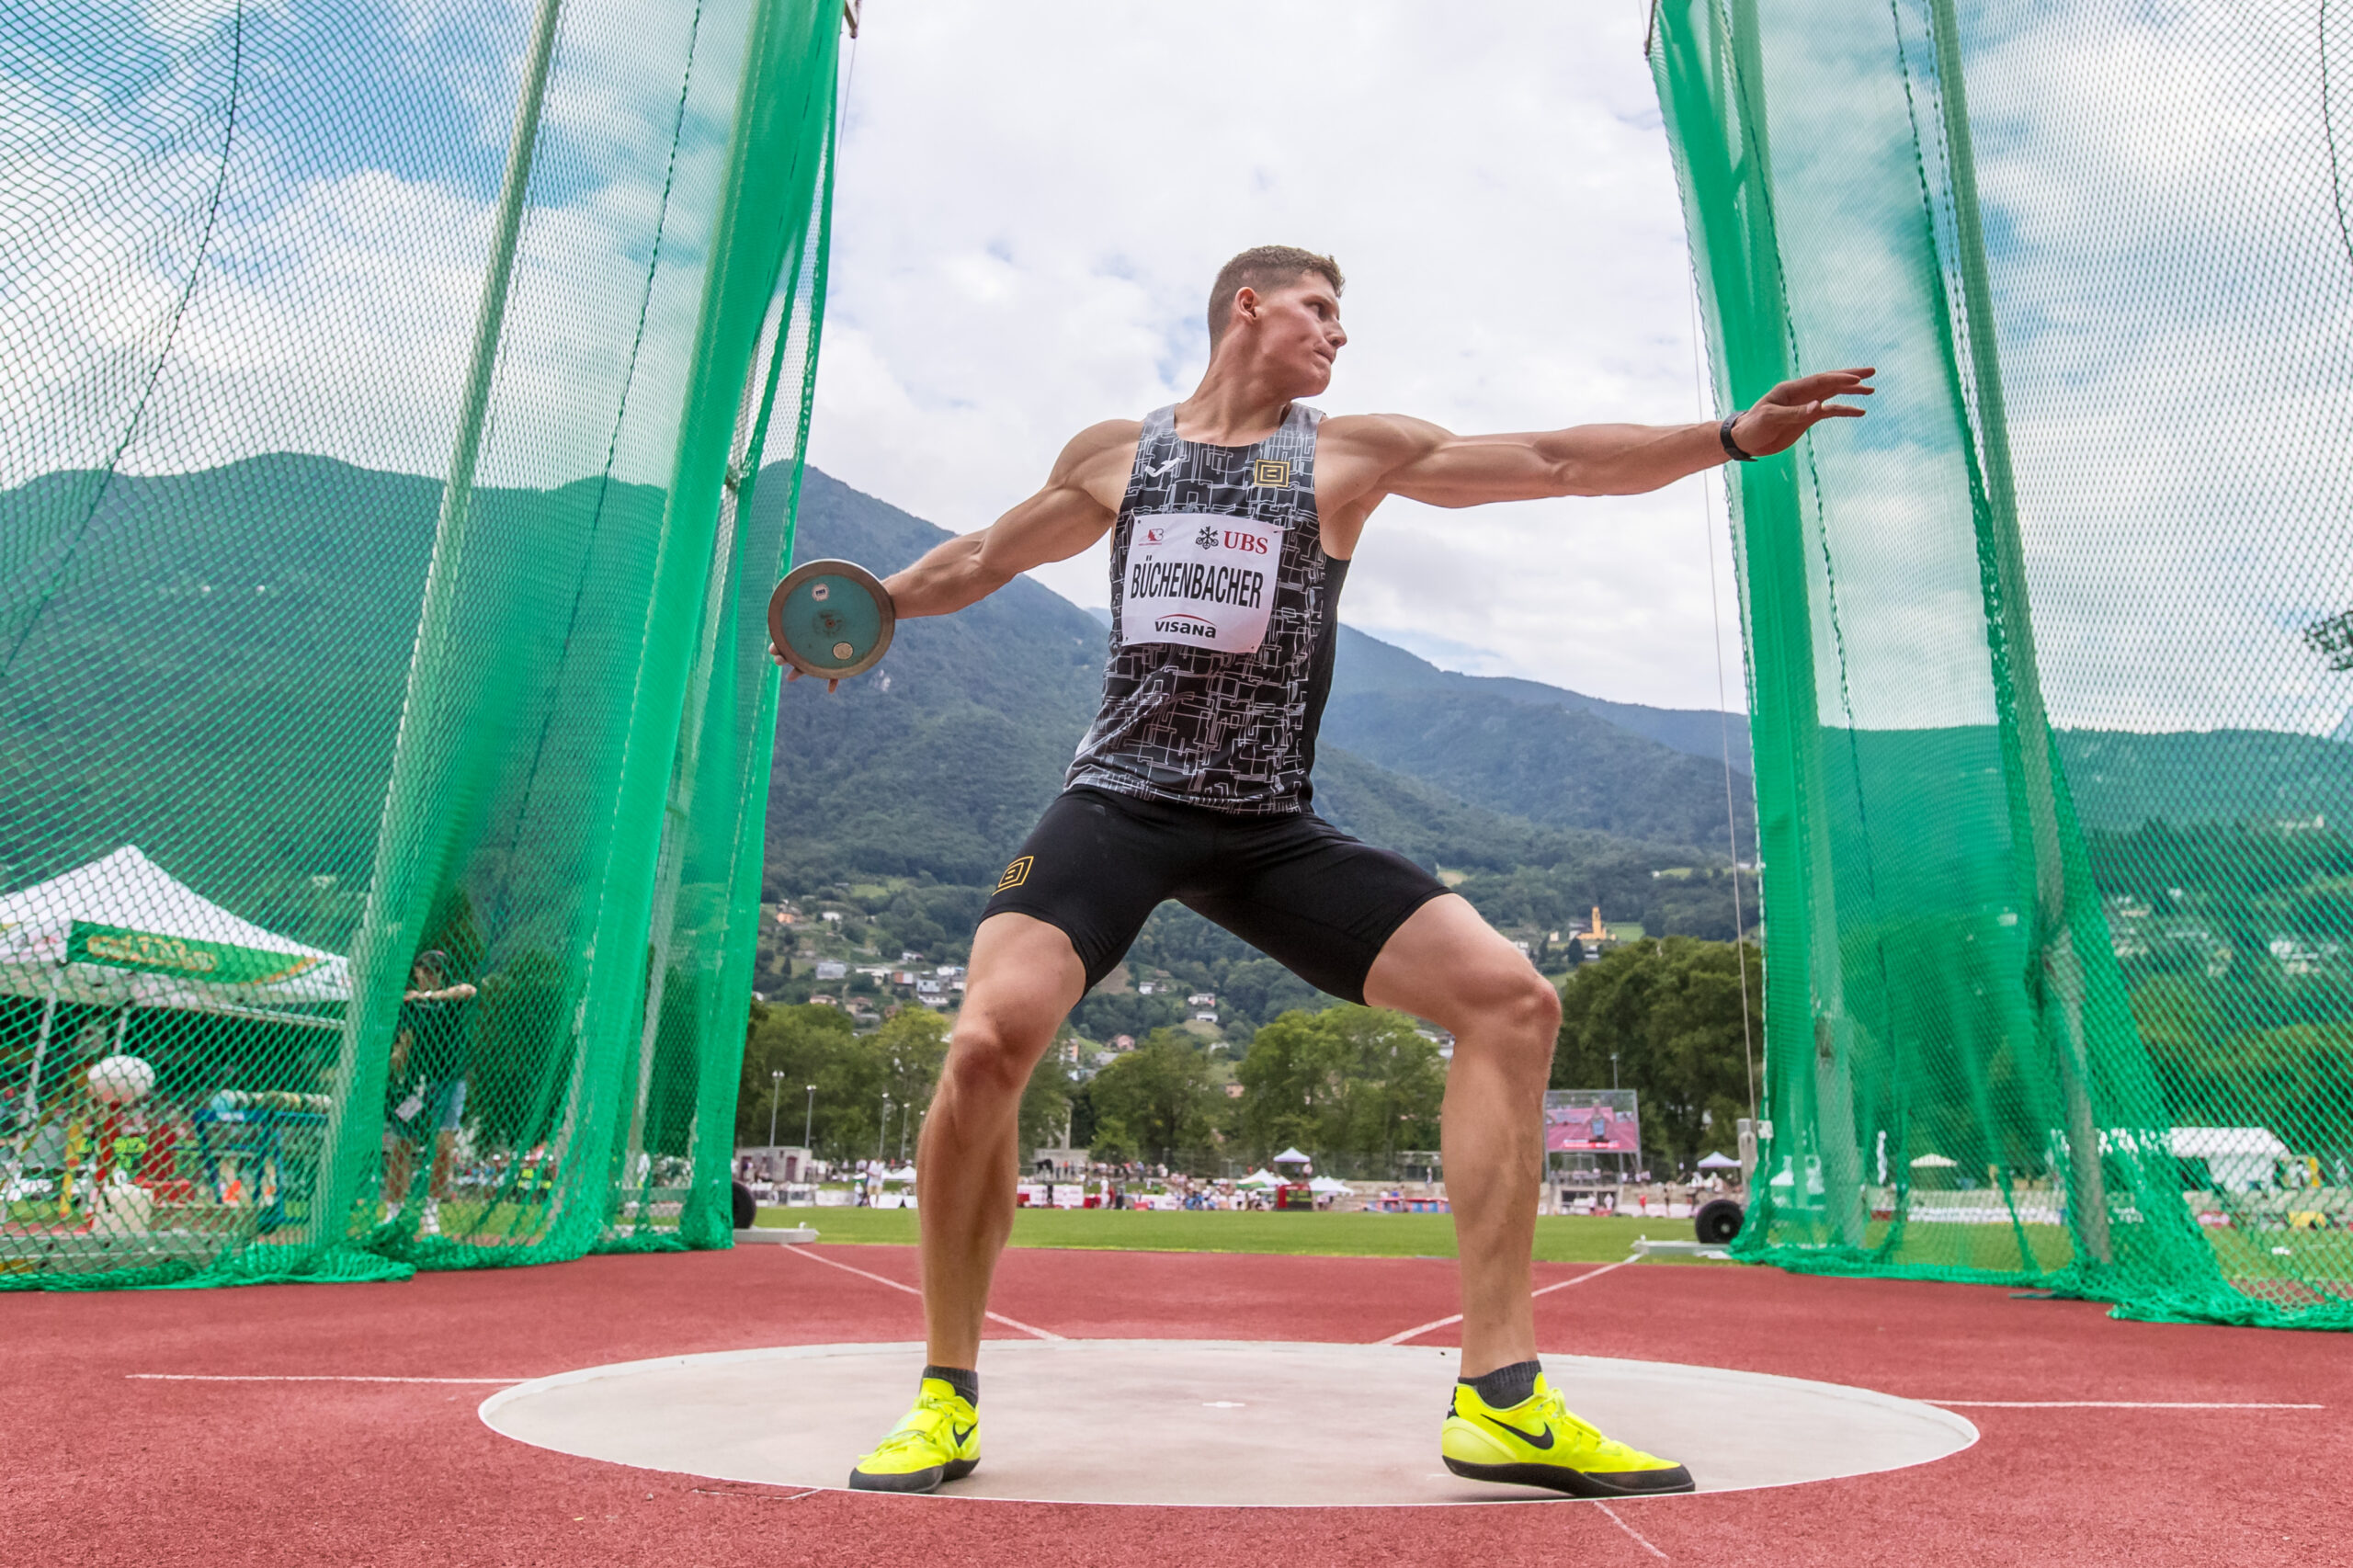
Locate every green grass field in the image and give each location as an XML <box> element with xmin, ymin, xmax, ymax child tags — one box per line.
<box><xmin>753</xmin><ymin>1206</ymin><xmax>1729</xmax><ymax>1264</ymax></box>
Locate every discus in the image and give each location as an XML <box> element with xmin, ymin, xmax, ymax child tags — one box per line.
<box><xmin>767</xmin><ymin>558</ymin><xmax>894</xmax><ymax>681</ymax></box>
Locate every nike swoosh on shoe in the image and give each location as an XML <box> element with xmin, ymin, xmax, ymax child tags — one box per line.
<box><xmin>1479</xmin><ymin>1414</ymin><xmax>1555</xmax><ymax>1449</ymax></box>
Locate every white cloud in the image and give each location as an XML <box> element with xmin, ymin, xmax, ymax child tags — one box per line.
<box><xmin>20</xmin><ymin>0</ymin><xmax>2336</xmax><ymax>735</ymax></box>
<box><xmin>807</xmin><ymin>0</ymin><xmax>1748</xmax><ymax>711</ymax></box>
<box><xmin>811</xmin><ymin>0</ymin><xmax>2353</xmax><ymax>734</ymax></box>
<box><xmin>0</xmin><ymin>0</ymin><xmax>751</xmax><ymax>493</ymax></box>
<box><xmin>1673</xmin><ymin>0</ymin><xmax>2353</xmax><ymax>735</ymax></box>
<box><xmin>1968</xmin><ymin>0</ymin><xmax>2353</xmax><ymax>735</ymax></box>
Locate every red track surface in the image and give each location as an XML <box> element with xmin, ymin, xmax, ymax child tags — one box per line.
<box><xmin>9</xmin><ymin>1245</ymin><xmax>2347</xmax><ymax>1566</ymax></box>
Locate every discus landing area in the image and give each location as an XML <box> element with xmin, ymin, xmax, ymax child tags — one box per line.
<box><xmin>7</xmin><ymin>1244</ymin><xmax>2343</xmax><ymax>1566</ymax></box>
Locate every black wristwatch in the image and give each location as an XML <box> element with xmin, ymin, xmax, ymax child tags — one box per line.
<box><xmin>1719</xmin><ymin>413</ymin><xmax>1756</xmax><ymax>462</ymax></box>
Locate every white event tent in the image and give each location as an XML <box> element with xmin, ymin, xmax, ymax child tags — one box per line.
<box><xmin>0</xmin><ymin>846</ymin><xmax>350</xmax><ymax>1121</ymax></box>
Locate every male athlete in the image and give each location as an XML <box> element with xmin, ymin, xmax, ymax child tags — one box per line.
<box><xmin>785</xmin><ymin>246</ymin><xmax>1870</xmax><ymax>1496</ymax></box>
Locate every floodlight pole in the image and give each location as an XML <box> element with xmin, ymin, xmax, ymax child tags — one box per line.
<box><xmin>767</xmin><ymin>1070</ymin><xmax>783</xmax><ymax>1152</ymax></box>
<box><xmin>802</xmin><ymin>1084</ymin><xmax>815</xmax><ymax>1156</ymax></box>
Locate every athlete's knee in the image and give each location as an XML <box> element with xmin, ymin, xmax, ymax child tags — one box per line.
<box><xmin>943</xmin><ymin>1017</ymin><xmax>1044</xmax><ymax>1101</ymax></box>
<box><xmin>1459</xmin><ymin>961</ymin><xmax>1561</xmax><ymax>1047</ymax></box>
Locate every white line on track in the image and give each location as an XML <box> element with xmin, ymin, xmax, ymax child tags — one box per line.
<box><xmin>1597</xmin><ymin>1501</ymin><xmax>1670</xmax><ymax>1560</ymax></box>
<box><xmin>1374</xmin><ymin>1258</ymin><xmax>1634</xmax><ymax>1346</ymax></box>
<box><xmin>126</xmin><ymin>1374</ymin><xmax>526</xmax><ymax>1383</ymax></box>
<box><xmin>1925</xmin><ymin>1400</ymin><xmax>2324</xmax><ymax>1410</ymax></box>
<box><xmin>779</xmin><ymin>1241</ymin><xmax>1064</xmax><ymax>1340</ymax></box>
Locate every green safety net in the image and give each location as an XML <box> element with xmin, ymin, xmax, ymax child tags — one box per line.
<box><xmin>1654</xmin><ymin>0</ymin><xmax>2353</xmax><ymax>1326</ymax></box>
<box><xmin>0</xmin><ymin>0</ymin><xmax>844</xmax><ymax>1289</ymax></box>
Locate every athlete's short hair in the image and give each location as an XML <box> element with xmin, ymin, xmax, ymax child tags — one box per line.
<box><xmin>1206</xmin><ymin>245</ymin><xmax>1345</xmax><ymax>347</ymax></box>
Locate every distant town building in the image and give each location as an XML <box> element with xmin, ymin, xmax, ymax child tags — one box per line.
<box><xmin>814</xmin><ymin>960</ymin><xmax>847</xmax><ymax>981</ymax></box>
<box><xmin>1573</xmin><ymin>906</ymin><xmax>1623</xmax><ymax>960</ymax></box>
<box><xmin>820</xmin><ymin>910</ymin><xmax>844</xmax><ymax>923</ymax></box>
<box><xmin>1110</xmin><ymin>1033</ymin><xmax>1135</xmax><ymax>1051</ymax></box>
<box><xmin>1192</xmin><ymin>1011</ymin><xmax>1218</xmax><ymax>1024</ymax></box>
<box><xmin>900</xmin><ymin>949</ymin><xmax>923</xmax><ymax>962</ymax></box>
<box><xmin>809</xmin><ymin>994</ymin><xmax>836</xmax><ymax>1007</ymax></box>
<box><xmin>1136</xmin><ymin>982</ymin><xmax>1158</xmax><ymax>994</ymax></box>
<box><xmin>1223</xmin><ymin>1083</ymin><xmax>1245</xmax><ymax>1098</ymax></box>
<box><xmin>1187</xmin><ymin>992</ymin><xmax>1216</xmax><ymax>1006</ymax></box>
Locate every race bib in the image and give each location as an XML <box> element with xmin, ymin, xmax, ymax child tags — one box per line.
<box><xmin>1120</xmin><ymin>512</ymin><xmax>1282</xmax><ymax>653</ymax></box>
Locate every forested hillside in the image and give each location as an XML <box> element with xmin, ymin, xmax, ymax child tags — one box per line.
<box><xmin>1324</xmin><ymin>622</ymin><xmax>1755</xmax><ymax>775</ymax></box>
<box><xmin>1320</xmin><ymin>687</ymin><xmax>1755</xmax><ymax>853</ymax></box>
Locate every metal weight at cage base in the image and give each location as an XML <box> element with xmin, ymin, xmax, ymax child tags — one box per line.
<box><xmin>767</xmin><ymin>559</ymin><xmax>894</xmax><ymax>680</ymax></box>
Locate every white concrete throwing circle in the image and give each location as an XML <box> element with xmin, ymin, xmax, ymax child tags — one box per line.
<box><xmin>480</xmin><ymin>1339</ymin><xmax>1974</xmax><ymax>1506</ymax></box>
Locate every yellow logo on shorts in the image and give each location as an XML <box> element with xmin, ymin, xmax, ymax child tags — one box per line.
<box><xmin>997</xmin><ymin>856</ymin><xmax>1034</xmax><ymax>892</ymax></box>
<box><xmin>1252</xmin><ymin>458</ymin><xmax>1292</xmax><ymax>488</ymax></box>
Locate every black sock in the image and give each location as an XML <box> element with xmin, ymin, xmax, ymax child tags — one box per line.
<box><xmin>923</xmin><ymin>1364</ymin><xmax>979</xmax><ymax>1406</ymax></box>
<box><xmin>1461</xmin><ymin>1359</ymin><xmax>1541</xmax><ymax>1409</ymax></box>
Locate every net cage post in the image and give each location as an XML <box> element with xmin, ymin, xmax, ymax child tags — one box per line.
<box><xmin>618</xmin><ymin>113</ymin><xmax>842</xmax><ymax>1251</ymax></box>
<box><xmin>589</xmin><ymin>0</ymin><xmax>845</xmax><ymax>1248</ymax></box>
<box><xmin>313</xmin><ymin>0</ymin><xmax>572</xmax><ymax>1261</ymax></box>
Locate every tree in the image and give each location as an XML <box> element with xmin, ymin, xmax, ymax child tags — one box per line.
<box><xmin>739</xmin><ymin>1002</ymin><xmax>858</xmax><ymax>1154</ymax></box>
<box><xmin>1553</xmin><ymin>937</ymin><xmax>1760</xmax><ymax>1172</ymax></box>
<box><xmin>869</xmin><ymin>1007</ymin><xmax>950</xmax><ymax>1160</ymax></box>
<box><xmin>738</xmin><ymin>1003</ymin><xmax>948</xmax><ymax>1161</ymax></box>
<box><xmin>1085</xmin><ymin>1028</ymin><xmax>1223</xmax><ymax>1163</ymax></box>
<box><xmin>1235</xmin><ymin>1006</ymin><xmax>1443</xmax><ymax>1168</ymax></box>
<box><xmin>1216</xmin><ymin>957</ymin><xmax>1326</xmax><ymax>1037</ymax></box>
<box><xmin>1018</xmin><ymin>1051</ymin><xmax>1076</xmax><ymax>1158</ymax></box>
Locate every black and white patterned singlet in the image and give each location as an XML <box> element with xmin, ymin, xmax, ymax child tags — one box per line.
<box><xmin>1065</xmin><ymin>402</ymin><xmax>1344</xmax><ymax>813</ymax></box>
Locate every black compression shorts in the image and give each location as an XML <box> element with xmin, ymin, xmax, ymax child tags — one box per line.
<box><xmin>980</xmin><ymin>787</ymin><xmax>1452</xmax><ymax>1001</ymax></box>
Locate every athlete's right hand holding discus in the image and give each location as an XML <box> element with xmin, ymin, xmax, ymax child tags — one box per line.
<box><xmin>810</xmin><ymin>247</ymin><xmax>1869</xmax><ymax>1498</ymax></box>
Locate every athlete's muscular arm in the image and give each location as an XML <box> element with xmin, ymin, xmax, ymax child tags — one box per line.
<box><xmin>776</xmin><ymin>421</ymin><xmax>1137</xmax><ymax>686</ymax></box>
<box><xmin>1320</xmin><ymin>368</ymin><xmax>1873</xmax><ymax>526</ymax></box>
<box><xmin>881</xmin><ymin>420</ymin><xmax>1140</xmax><ymax>619</ymax></box>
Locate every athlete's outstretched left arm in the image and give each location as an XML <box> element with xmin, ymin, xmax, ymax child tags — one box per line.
<box><xmin>1333</xmin><ymin>368</ymin><xmax>1873</xmax><ymax>510</ymax></box>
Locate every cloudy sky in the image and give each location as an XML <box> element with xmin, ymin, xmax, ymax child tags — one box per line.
<box><xmin>27</xmin><ymin>0</ymin><xmax>2344</xmax><ymax>733</ymax></box>
<box><xmin>803</xmin><ymin>0</ymin><xmax>1749</xmax><ymax>713</ymax></box>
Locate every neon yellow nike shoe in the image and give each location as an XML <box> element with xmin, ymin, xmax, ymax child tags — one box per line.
<box><xmin>847</xmin><ymin>1378</ymin><xmax>981</xmax><ymax>1494</ymax></box>
<box><xmin>1442</xmin><ymin>1373</ymin><xmax>1695</xmax><ymax>1497</ymax></box>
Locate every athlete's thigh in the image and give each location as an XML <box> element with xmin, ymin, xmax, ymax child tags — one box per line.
<box><xmin>1182</xmin><ymin>813</ymin><xmax>1449</xmax><ymax>1005</ymax></box>
<box><xmin>1360</xmin><ymin>892</ymin><xmax>1546</xmax><ymax>1030</ymax></box>
<box><xmin>977</xmin><ymin>788</ymin><xmax>1194</xmax><ymax>996</ymax></box>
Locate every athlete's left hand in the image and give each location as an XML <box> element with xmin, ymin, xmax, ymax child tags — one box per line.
<box><xmin>1727</xmin><ymin>368</ymin><xmax>1875</xmax><ymax>458</ymax></box>
<box><xmin>769</xmin><ymin>641</ymin><xmax>841</xmax><ymax>693</ymax></box>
